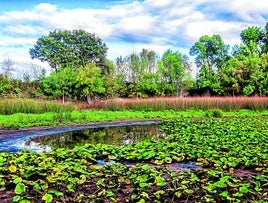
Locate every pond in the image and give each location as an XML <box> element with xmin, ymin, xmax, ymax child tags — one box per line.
<box><xmin>0</xmin><ymin>120</ymin><xmax>164</xmax><ymax>152</ymax></box>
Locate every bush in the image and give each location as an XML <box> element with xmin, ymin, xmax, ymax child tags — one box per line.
<box><xmin>206</xmin><ymin>109</ymin><xmax>224</xmax><ymax>118</ymax></box>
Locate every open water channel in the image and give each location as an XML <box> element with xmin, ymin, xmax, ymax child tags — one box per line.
<box><xmin>0</xmin><ymin>120</ymin><xmax>203</xmax><ymax>171</ymax></box>
<box><xmin>0</xmin><ymin>120</ymin><xmax>164</xmax><ymax>152</ymax></box>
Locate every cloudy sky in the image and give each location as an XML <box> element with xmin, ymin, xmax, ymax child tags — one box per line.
<box><xmin>0</xmin><ymin>0</ymin><xmax>267</xmax><ymax>75</ymax></box>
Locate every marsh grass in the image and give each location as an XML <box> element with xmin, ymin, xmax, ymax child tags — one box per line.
<box><xmin>0</xmin><ymin>99</ymin><xmax>75</xmax><ymax>115</ymax></box>
<box><xmin>2</xmin><ymin>97</ymin><xmax>268</xmax><ymax>115</ymax></box>
<box><xmin>88</xmin><ymin>96</ymin><xmax>268</xmax><ymax>111</ymax></box>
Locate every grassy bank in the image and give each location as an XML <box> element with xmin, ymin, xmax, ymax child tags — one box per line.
<box><xmin>1</xmin><ymin>97</ymin><xmax>268</xmax><ymax>129</ymax></box>
<box><xmin>1</xmin><ymin>109</ymin><xmax>268</xmax><ymax>129</ymax></box>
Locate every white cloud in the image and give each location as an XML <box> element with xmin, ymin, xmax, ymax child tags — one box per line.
<box><xmin>2</xmin><ymin>24</ymin><xmax>38</xmax><ymax>36</ymax></box>
<box><xmin>185</xmin><ymin>21</ymin><xmax>242</xmax><ymax>42</ymax></box>
<box><xmin>35</xmin><ymin>3</ymin><xmax>57</xmax><ymax>13</ymax></box>
<box><xmin>222</xmin><ymin>0</ymin><xmax>268</xmax><ymax>22</ymax></box>
<box><xmin>194</xmin><ymin>0</ymin><xmax>268</xmax><ymax>24</ymax></box>
<box><xmin>116</xmin><ymin>15</ymin><xmax>157</xmax><ymax>36</ymax></box>
<box><xmin>0</xmin><ymin>0</ymin><xmax>267</xmax><ymax>73</ymax></box>
<box><xmin>0</xmin><ymin>36</ymin><xmax>35</xmax><ymax>47</ymax></box>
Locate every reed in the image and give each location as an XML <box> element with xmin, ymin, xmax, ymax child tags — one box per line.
<box><xmin>0</xmin><ymin>99</ymin><xmax>75</xmax><ymax>115</ymax></box>
<box><xmin>88</xmin><ymin>96</ymin><xmax>268</xmax><ymax>111</ymax></box>
<box><xmin>1</xmin><ymin>97</ymin><xmax>268</xmax><ymax>115</ymax></box>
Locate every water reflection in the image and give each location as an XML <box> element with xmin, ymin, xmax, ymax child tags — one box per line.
<box><xmin>23</xmin><ymin>124</ymin><xmax>165</xmax><ymax>152</ymax></box>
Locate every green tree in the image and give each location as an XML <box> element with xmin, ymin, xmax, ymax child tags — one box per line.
<box><xmin>220</xmin><ymin>23</ymin><xmax>268</xmax><ymax>96</ymax></box>
<box><xmin>240</xmin><ymin>26</ymin><xmax>264</xmax><ymax>55</ymax></box>
<box><xmin>219</xmin><ymin>53</ymin><xmax>268</xmax><ymax>96</ymax></box>
<box><xmin>139</xmin><ymin>48</ymin><xmax>159</xmax><ymax>73</ymax></box>
<box><xmin>138</xmin><ymin>73</ymin><xmax>161</xmax><ymax>97</ymax></box>
<box><xmin>159</xmin><ymin>49</ymin><xmax>191</xmax><ymax>96</ymax></box>
<box><xmin>76</xmin><ymin>63</ymin><xmax>105</xmax><ymax>103</ymax></box>
<box><xmin>261</xmin><ymin>22</ymin><xmax>268</xmax><ymax>54</ymax></box>
<box><xmin>196</xmin><ymin>65</ymin><xmax>220</xmax><ymax>93</ymax></box>
<box><xmin>41</xmin><ymin>67</ymin><xmax>77</xmax><ymax>103</ymax></box>
<box><xmin>30</xmin><ymin>30</ymin><xmax>108</xmax><ymax>71</ymax></box>
<box><xmin>0</xmin><ymin>74</ymin><xmax>12</xmax><ymax>96</ymax></box>
<box><xmin>233</xmin><ymin>23</ymin><xmax>268</xmax><ymax>57</ymax></box>
<box><xmin>218</xmin><ymin>58</ymin><xmax>243</xmax><ymax>96</ymax></box>
<box><xmin>190</xmin><ymin>35</ymin><xmax>229</xmax><ymax>93</ymax></box>
<box><xmin>190</xmin><ymin>34</ymin><xmax>229</xmax><ymax>71</ymax></box>
<box><xmin>102</xmin><ymin>60</ymin><xmax>124</xmax><ymax>98</ymax></box>
<box><xmin>115</xmin><ymin>49</ymin><xmax>159</xmax><ymax>97</ymax></box>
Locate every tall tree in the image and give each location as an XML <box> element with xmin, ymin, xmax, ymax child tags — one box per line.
<box><xmin>76</xmin><ymin>63</ymin><xmax>105</xmax><ymax>103</ymax></box>
<box><xmin>115</xmin><ymin>49</ymin><xmax>160</xmax><ymax>97</ymax></box>
<box><xmin>102</xmin><ymin>60</ymin><xmax>124</xmax><ymax>98</ymax></box>
<box><xmin>137</xmin><ymin>73</ymin><xmax>161</xmax><ymax>97</ymax></box>
<box><xmin>139</xmin><ymin>48</ymin><xmax>159</xmax><ymax>73</ymax></box>
<box><xmin>190</xmin><ymin>35</ymin><xmax>229</xmax><ymax>92</ymax></box>
<box><xmin>41</xmin><ymin>67</ymin><xmax>77</xmax><ymax>103</ymax></box>
<box><xmin>159</xmin><ymin>49</ymin><xmax>190</xmax><ymax>96</ymax></box>
<box><xmin>190</xmin><ymin>34</ymin><xmax>229</xmax><ymax>71</ymax></box>
<box><xmin>233</xmin><ymin>24</ymin><xmax>268</xmax><ymax>59</ymax></box>
<box><xmin>220</xmin><ymin>23</ymin><xmax>268</xmax><ymax>96</ymax></box>
<box><xmin>239</xmin><ymin>26</ymin><xmax>264</xmax><ymax>55</ymax></box>
<box><xmin>29</xmin><ymin>29</ymin><xmax>108</xmax><ymax>71</ymax></box>
<box><xmin>218</xmin><ymin>53</ymin><xmax>268</xmax><ymax>96</ymax></box>
<box><xmin>261</xmin><ymin>22</ymin><xmax>268</xmax><ymax>54</ymax></box>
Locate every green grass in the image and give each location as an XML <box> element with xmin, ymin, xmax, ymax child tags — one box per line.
<box><xmin>1</xmin><ymin>109</ymin><xmax>268</xmax><ymax>129</ymax></box>
<box><xmin>0</xmin><ymin>99</ymin><xmax>75</xmax><ymax>115</ymax></box>
<box><xmin>2</xmin><ymin>97</ymin><xmax>268</xmax><ymax>116</ymax></box>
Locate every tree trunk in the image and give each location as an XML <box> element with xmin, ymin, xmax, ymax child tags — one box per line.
<box><xmin>87</xmin><ymin>94</ymin><xmax>92</xmax><ymax>104</ymax></box>
<box><xmin>62</xmin><ymin>94</ymin><xmax>65</xmax><ymax>104</ymax></box>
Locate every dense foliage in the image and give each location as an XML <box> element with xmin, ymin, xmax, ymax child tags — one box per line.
<box><xmin>29</xmin><ymin>30</ymin><xmax>108</xmax><ymax>71</ymax></box>
<box><xmin>0</xmin><ymin>117</ymin><xmax>267</xmax><ymax>202</ymax></box>
<box><xmin>1</xmin><ymin>22</ymin><xmax>268</xmax><ymax>99</ymax></box>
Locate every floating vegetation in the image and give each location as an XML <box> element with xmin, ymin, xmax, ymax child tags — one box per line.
<box><xmin>0</xmin><ymin>117</ymin><xmax>267</xmax><ymax>202</ymax></box>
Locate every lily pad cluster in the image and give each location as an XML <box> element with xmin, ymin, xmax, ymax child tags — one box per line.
<box><xmin>0</xmin><ymin>117</ymin><xmax>267</xmax><ymax>202</ymax></box>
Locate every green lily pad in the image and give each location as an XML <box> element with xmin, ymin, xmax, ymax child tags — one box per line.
<box><xmin>15</xmin><ymin>183</ymin><xmax>26</xmax><ymax>195</ymax></box>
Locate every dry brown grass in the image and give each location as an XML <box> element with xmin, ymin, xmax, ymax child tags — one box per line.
<box><xmin>85</xmin><ymin>96</ymin><xmax>268</xmax><ymax>111</ymax></box>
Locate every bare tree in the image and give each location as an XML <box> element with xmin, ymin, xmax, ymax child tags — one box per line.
<box><xmin>1</xmin><ymin>57</ymin><xmax>15</xmax><ymax>78</ymax></box>
<box><xmin>31</xmin><ymin>63</ymin><xmax>45</xmax><ymax>81</ymax></box>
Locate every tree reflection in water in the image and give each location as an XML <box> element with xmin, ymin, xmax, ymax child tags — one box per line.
<box><xmin>23</xmin><ymin>124</ymin><xmax>165</xmax><ymax>151</ymax></box>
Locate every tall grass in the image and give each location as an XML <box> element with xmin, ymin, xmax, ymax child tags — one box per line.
<box><xmin>0</xmin><ymin>99</ymin><xmax>75</xmax><ymax>115</ymax></box>
<box><xmin>87</xmin><ymin>96</ymin><xmax>268</xmax><ymax>111</ymax></box>
<box><xmin>1</xmin><ymin>97</ymin><xmax>268</xmax><ymax>115</ymax></box>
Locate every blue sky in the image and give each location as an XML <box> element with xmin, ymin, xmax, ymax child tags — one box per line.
<box><xmin>0</xmin><ymin>0</ymin><xmax>267</xmax><ymax>76</ymax></box>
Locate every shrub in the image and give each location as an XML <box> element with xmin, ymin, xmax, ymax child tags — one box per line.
<box><xmin>206</xmin><ymin>109</ymin><xmax>224</xmax><ymax>118</ymax></box>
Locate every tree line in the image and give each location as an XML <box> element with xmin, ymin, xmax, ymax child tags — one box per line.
<box><xmin>1</xmin><ymin>22</ymin><xmax>268</xmax><ymax>101</ymax></box>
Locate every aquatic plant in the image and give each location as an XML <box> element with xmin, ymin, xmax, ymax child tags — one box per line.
<box><xmin>0</xmin><ymin>117</ymin><xmax>267</xmax><ymax>202</ymax></box>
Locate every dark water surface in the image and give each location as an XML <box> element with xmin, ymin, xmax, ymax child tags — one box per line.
<box><xmin>0</xmin><ymin>120</ymin><xmax>164</xmax><ymax>152</ymax></box>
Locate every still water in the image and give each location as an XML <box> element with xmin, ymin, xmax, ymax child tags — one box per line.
<box><xmin>0</xmin><ymin>120</ymin><xmax>164</xmax><ymax>152</ymax></box>
<box><xmin>25</xmin><ymin>124</ymin><xmax>164</xmax><ymax>152</ymax></box>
